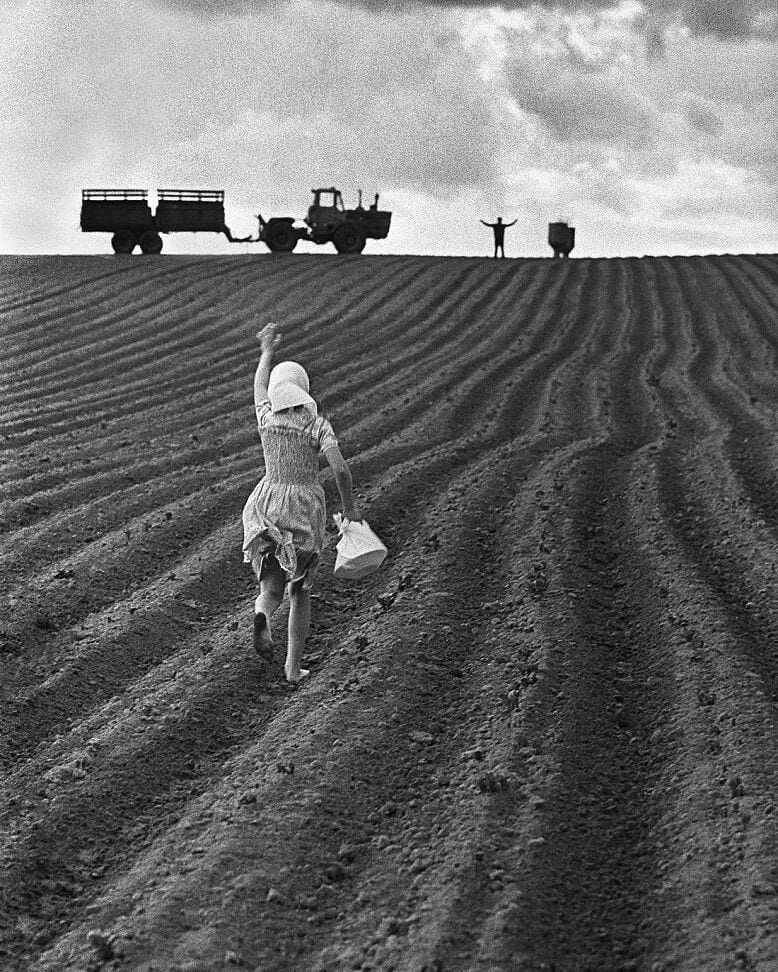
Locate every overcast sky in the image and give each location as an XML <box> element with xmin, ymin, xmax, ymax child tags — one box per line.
<box><xmin>2</xmin><ymin>0</ymin><xmax>776</xmax><ymax>257</ymax></box>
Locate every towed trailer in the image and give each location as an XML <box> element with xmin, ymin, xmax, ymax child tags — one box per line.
<box><xmin>79</xmin><ymin>189</ymin><xmax>250</xmax><ymax>254</ymax></box>
<box><xmin>80</xmin><ymin>187</ymin><xmax>391</xmax><ymax>254</ymax></box>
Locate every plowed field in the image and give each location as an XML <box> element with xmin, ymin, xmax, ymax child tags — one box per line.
<box><xmin>1</xmin><ymin>253</ymin><xmax>776</xmax><ymax>972</ymax></box>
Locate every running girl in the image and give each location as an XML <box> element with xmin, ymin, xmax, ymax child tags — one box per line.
<box><xmin>242</xmin><ymin>323</ymin><xmax>361</xmax><ymax>683</ymax></box>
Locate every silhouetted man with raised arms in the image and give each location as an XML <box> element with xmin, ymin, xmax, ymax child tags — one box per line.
<box><xmin>480</xmin><ymin>216</ymin><xmax>516</xmax><ymax>258</ymax></box>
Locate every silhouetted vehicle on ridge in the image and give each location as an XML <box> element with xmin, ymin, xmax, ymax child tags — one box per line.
<box><xmin>79</xmin><ymin>187</ymin><xmax>391</xmax><ymax>255</ymax></box>
<box><xmin>548</xmin><ymin>221</ymin><xmax>575</xmax><ymax>258</ymax></box>
<box><xmin>259</xmin><ymin>188</ymin><xmax>391</xmax><ymax>254</ymax></box>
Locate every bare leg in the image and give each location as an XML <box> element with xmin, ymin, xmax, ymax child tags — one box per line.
<box><xmin>253</xmin><ymin>559</ymin><xmax>284</xmax><ymax>660</ymax></box>
<box><xmin>285</xmin><ymin>581</ymin><xmax>311</xmax><ymax>683</ymax></box>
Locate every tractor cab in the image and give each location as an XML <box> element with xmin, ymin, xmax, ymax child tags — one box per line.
<box><xmin>307</xmin><ymin>187</ymin><xmax>345</xmax><ymax>230</ymax></box>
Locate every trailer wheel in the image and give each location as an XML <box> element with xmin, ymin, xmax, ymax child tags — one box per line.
<box><xmin>111</xmin><ymin>231</ymin><xmax>137</xmax><ymax>254</ymax></box>
<box><xmin>333</xmin><ymin>225</ymin><xmax>366</xmax><ymax>254</ymax></box>
<box><xmin>264</xmin><ymin>222</ymin><xmax>298</xmax><ymax>252</ymax></box>
<box><xmin>139</xmin><ymin>231</ymin><xmax>163</xmax><ymax>254</ymax></box>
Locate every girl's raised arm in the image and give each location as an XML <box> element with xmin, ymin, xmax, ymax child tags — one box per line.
<box><xmin>254</xmin><ymin>323</ymin><xmax>281</xmax><ymax>408</ymax></box>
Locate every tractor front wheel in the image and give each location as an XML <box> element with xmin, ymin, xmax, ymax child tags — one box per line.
<box><xmin>139</xmin><ymin>231</ymin><xmax>163</xmax><ymax>254</ymax></box>
<box><xmin>264</xmin><ymin>222</ymin><xmax>298</xmax><ymax>253</ymax></box>
<box><xmin>333</xmin><ymin>224</ymin><xmax>366</xmax><ymax>254</ymax></box>
<box><xmin>111</xmin><ymin>231</ymin><xmax>137</xmax><ymax>254</ymax></box>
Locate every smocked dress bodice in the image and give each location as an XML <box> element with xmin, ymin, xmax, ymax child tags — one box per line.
<box><xmin>260</xmin><ymin>422</ymin><xmax>322</xmax><ymax>485</ymax></box>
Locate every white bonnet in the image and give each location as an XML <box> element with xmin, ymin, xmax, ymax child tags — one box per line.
<box><xmin>267</xmin><ymin>360</ymin><xmax>317</xmax><ymax>415</ymax></box>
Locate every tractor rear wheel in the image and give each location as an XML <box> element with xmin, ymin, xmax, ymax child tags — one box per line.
<box><xmin>111</xmin><ymin>231</ymin><xmax>137</xmax><ymax>254</ymax></box>
<box><xmin>138</xmin><ymin>231</ymin><xmax>163</xmax><ymax>254</ymax></box>
<box><xmin>333</xmin><ymin>224</ymin><xmax>366</xmax><ymax>254</ymax></box>
<box><xmin>264</xmin><ymin>222</ymin><xmax>298</xmax><ymax>252</ymax></box>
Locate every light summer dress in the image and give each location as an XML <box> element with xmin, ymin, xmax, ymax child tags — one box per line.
<box><xmin>242</xmin><ymin>400</ymin><xmax>339</xmax><ymax>588</ymax></box>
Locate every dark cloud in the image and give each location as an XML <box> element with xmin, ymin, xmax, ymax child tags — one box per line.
<box><xmin>165</xmin><ymin>0</ymin><xmax>775</xmax><ymax>39</ymax></box>
<box><xmin>680</xmin><ymin>94</ymin><xmax>723</xmax><ymax>136</ymax></box>
<box><xmin>654</xmin><ymin>0</ymin><xmax>771</xmax><ymax>38</ymax></box>
<box><xmin>517</xmin><ymin>70</ymin><xmax>655</xmax><ymax>146</ymax></box>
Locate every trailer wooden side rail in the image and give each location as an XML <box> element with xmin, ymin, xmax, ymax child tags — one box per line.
<box><xmin>82</xmin><ymin>189</ymin><xmax>149</xmax><ymax>201</ymax></box>
<box><xmin>157</xmin><ymin>189</ymin><xmax>224</xmax><ymax>203</ymax></box>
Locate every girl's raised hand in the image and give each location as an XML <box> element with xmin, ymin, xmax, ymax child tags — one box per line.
<box><xmin>257</xmin><ymin>323</ymin><xmax>282</xmax><ymax>353</ymax></box>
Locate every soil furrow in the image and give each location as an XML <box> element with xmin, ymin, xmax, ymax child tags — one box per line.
<box><xmin>0</xmin><ymin>259</ymin><xmax>243</xmax><ymax>363</ymax></box>
<box><xmin>0</xmin><ymin>263</ymin><xmax>530</xmax><ymax>545</ymax></box>
<box><xmin>622</xmin><ymin>449</ymin><xmax>778</xmax><ymax>970</ymax></box>
<box><xmin>0</xmin><ymin>260</ymin><xmax>498</xmax><ymax>473</ymax></box>
<box><xmin>0</xmin><ymin>517</ymin><xmax>249</xmax><ymax>762</ymax></box>
<box><xmin>1</xmin><ymin>254</ymin><xmax>775</xmax><ymax>972</ymax></box>
<box><xmin>501</xmin><ymin>449</ymin><xmax>675</xmax><ymax>968</ymax></box>
<box><xmin>681</xmin><ymin>259</ymin><xmax>777</xmax><ymax>407</ymax></box>
<box><xmin>20</xmin><ymin>434</ymin><xmax>548</xmax><ymax>971</ymax></box>
<box><xmin>700</xmin><ymin>259</ymin><xmax>778</xmax><ymax>384</ymax></box>
<box><xmin>0</xmin><ymin>258</ymin><xmax>159</xmax><ymax>319</ymax></box>
<box><xmin>656</xmin><ymin>439</ymin><xmax>778</xmax><ymax>704</ymax></box>
<box><xmin>303</xmin><ymin>260</ymin><xmax>647</xmax><ymax>968</ymax></box>
<box><xmin>1</xmin><ymin>260</ymin><xmax>592</xmax><ymax>759</ymax></box>
<box><xmin>710</xmin><ymin>255</ymin><xmax>778</xmax><ymax>355</ymax></box>
<box><xmin>461</xmin><ymin>257</ymin><xmax>669</xmax><ymax>968</ymax></box>
<box><xmin>0</xmin><ymin>259</ymin><xmax>337</xmax><ymax>408</ymax></box>
<box><xmin>651</xmin><ymin>258</ymin><xmax>778</xmax><ymax>537</ymax></box>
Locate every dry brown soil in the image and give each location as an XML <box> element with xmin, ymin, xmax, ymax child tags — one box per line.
<box><xmin>1</xmin><ymin>253</ymin><xmax>776</xmax><ymax>972</ymax></box>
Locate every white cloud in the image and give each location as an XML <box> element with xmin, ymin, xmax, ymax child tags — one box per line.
<box><xmin>1</xmin><ymin>0</ymin><xmax>502</xmax><ymax>251</ymax></box>
<box><xmin>468</xmin><ymin>6</ymin><xmax>777</xmax><ymax>243</ymax></box>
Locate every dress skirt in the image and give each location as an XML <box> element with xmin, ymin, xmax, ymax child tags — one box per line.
<box><xmin>242</xmin><ymin>478</ymin><xmax>326</xmax><ymax>584</ymax></box>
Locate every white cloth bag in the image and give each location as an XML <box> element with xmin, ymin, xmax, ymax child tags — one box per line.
<box><xmin>333</xmin><ymin>513</ymin><xmax>387</xmax><ymax>579</ymax></box>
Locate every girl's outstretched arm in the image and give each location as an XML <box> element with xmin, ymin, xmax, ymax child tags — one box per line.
<box><xmin>324</xmin><ymin>446</ymin><xmax>361</xmax><ymax>522</ymax></box>
<box><xmin>254</xmin><ymin>323</ymin><xmax>281</xmax><ymax>407</ymax></box>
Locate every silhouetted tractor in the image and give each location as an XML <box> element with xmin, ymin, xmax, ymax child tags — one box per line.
<box><xmin>259</xmin><ymin>188</ymin><xmax>391</xmax><ymax>254</ymax></box>
<box><xmin>80</xmin><ymin>186</ymin><xmax>391</xmax><ymax>255</ymax></box>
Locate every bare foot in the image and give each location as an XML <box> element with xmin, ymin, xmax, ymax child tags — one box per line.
<box><xmin>253</xmin><ymin>612</ymin><xmax>274</xmax><ymax>661</ymax></box>
<box><xmin>285</xmin><ymin>667</ymin><xmax>310</xmax><ymax>685</ymax></box>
